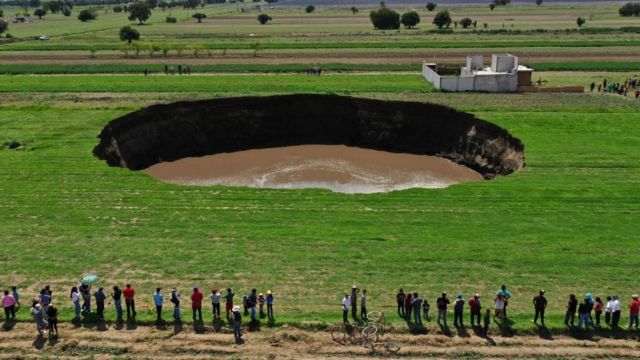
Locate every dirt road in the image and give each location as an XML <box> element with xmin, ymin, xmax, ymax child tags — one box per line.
<box><xmin>2</xmin><ymin>321</ymin><xmax>640</xmax><ymax>359</ymax></box>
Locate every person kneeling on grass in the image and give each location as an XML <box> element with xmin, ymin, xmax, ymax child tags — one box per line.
<box><xmin>233</xmin><ymin>305</ymin><xmax>242</xmax><ymax>342</ymax></box>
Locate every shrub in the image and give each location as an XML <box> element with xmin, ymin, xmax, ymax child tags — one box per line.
<box><xmin>426</xmin><ymin>2</ymin><xmax>436</xmax><ymax>11</ymax></box>
<box><xmin>350</xmin><ymin>6</ymin><xmax>358</xmax><ymax>14</ymax></box>
<box><xmin>192</xmin><ymin>12</ymin><xmax>206</xmax><ymax>22</ymax></box>
<box><xmin>489</xmin><ymin>3</ymin><xmax>496</xmax><ymax>10</ymax></box>
<box><xmin>257</xmin><ymin>13</ymin><xmax>272</xmax><ymax>24</ymax></box>
<box><xmin>78</xmin><ymin>9</ymin><xmax>97</xmax><ymax>21</ymax></box>
<box><xmin>119</xmin><ymin>25</ymin><xmax>140</xmax><ymax>43</ymax></box>
<box><xmin>369</xmin><ymin>7</ymin><xmax>400</xmax><ymax>30</ymax></box>
<box><xmin>113</xmin><ymin>5</ymin><xmax>123</xmax><ymax>12</ymax></box>
<box><xmin>576</xmin><ymin>16</ymin><xmax>586</xmax><ymax>27</ymax></box>
<box><xmin>619</xmin><ymin>2</ymin><xmax>640</xmax><ymax>16</ymax></box>
<box><xmin>432</xmin><ymin>10</ymin><xmax>451</xmax><ymax>29</ymax></box>
<box><xmin>305</xmin><ymin>4</ymin><xmax>314</xmax><ymax>13</ymax></box>
<box><xmin>535</xmin><ymin>0</ymin><xmax>543</xmax><ymax>5</ymax></box>
<box><xmin>400</xmin><ymin>11</ymin><xmax>420</xmax><ymax>29</ymax></box>
<box><xmin>62</xmin><ymin>7</ymin><xmax>71</xmax><ymax>16</ymax></box>
<box><xmin>165</xmin><ymin>15</ymin><xmax>177</xmax><ymax>22</ymax></box>
<box><xmin>460</xmin><ymin>17</ymin><xmax>472</xmax><ymax>28</ymax></box>
<box><xmin>493</xmin><ymin>0</ymin><xmax>510</xmax><ymax>5</ymax></box>
<box><xmin>0</xmin><ymin>20</ymin><xmax>8</xmax><ymax>35</ymax></box>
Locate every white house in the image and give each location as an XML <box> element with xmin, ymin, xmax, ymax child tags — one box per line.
<box><xmin>422</xmin><ymin>54</ymin><xmax>533</xmax><ymax>93</ymax></box>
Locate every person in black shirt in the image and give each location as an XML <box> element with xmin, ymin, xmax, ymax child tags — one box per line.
<box><xmin>94</xmin><ymin>288</ymin><xmax>106</xmax><ymax>320</ymax></box>
<box><xmin>111</xmin><ymin>286</ymin><xmax>123</xmax><ymax>319</ymax></box>
<box><xmin>396</xmin><ymin>289</ymin><xmax>405</xmax><ymax>318</ymax></box>
<box><xmin>46</xmin><ymin>304</ymin><xmax>58</xmax><ymax>336</ymax></box>
<box><xmin>533</xmin><ymin>290</ymin><xmax>547</xmax><ymax>326</ymax></box>
<box><xmin>232</xmin><ymin>305</ymin><xmax>242</xmax><ymax>343</ymax></box>
<box><xmin>564</xmin><ymin>294</ymin><xmax>577</xmax><ymax>327</ymax></box>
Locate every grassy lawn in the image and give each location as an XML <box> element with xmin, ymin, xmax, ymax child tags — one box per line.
<box><xmin>1</xmin><ymin>87</ymin><xmax>639</xmax><ymax>330</ymax></box>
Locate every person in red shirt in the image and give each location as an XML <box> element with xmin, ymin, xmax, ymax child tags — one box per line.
<box><xmin>123</xmin><ymin>283</ymin><xmax>136</xmax><ymax>319</ymax></box>
<box><xmin>629</xmin><ymin>295</ymin><xmax>640</xmax><ymax>330</ymax></box>
<box><xmin>191</xmin><ymin>287</ymin><xmax>203</xmax><ymax>321</ymax></box>
<box><xmin>469</xmin><ymin>294</ymin><xmax>482</xmax><ymax>326</ymax></box>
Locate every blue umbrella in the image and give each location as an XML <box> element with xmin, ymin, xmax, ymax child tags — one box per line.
<box><xmin>81</xmin><ymin>275</ymin><xmax>99</xmax><ymax>285</ymax></box>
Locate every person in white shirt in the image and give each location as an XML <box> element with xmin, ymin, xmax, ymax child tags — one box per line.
<box><xmin>210</xmin><ymin>289</ymin><xmax>221</xmax><ymax>320</ymax></box>
<box><xmin>342</xmin><ymin>294</ymin><xmax>350</xmax><ymax>324</ymax></box>
<box><xmin>494</xmin><ymin>294</ymin><xmax>505</xmax><ymax>320</ymax></box>
<box><xmin>70</xmin><ymin>286</ymin><xmax>81</xmax><ymax>319</ymax></box>
<box><xmin>604</xmin><ymin>296</ymin><xmax>613</xmax><ymax>325</ymax></box>
<box><xmin>612</xmin><ymin>295</ymin><xmax>621</xmax><ymax>327</ymax></box>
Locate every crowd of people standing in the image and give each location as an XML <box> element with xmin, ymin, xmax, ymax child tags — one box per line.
<box><xmin>590</xmin><ymin>78</ymin><xmax>640</xmax><ymax>99</ymax></box>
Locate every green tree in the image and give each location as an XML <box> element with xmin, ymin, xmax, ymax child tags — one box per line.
<box><xmin>576</xmin><ymin>16</ymin><xmax>585</xmax><ymax>27</ymax></box>
<box><xmin>113</xmin><ymin>5</ymin><xmax>123</xmax><ymax>12</ymax></box>
<box><xmin>535</xmin><ymin>0</ymin><xmax>543</xmax><ymax>6</ymax></box>
<box><xmin>147</xmin><ymin>0</ymin><xmax>158</xmax><ymax>9</ymax></box>
<box><xmin>183</xmin><ymin>0</ymin><xmax>201</xmax><ymax>9</ymax></box>
<box><xmin>400</xmin><ymin>10</ymin><xmax>420</xmax><ymax>29</ymax></box>
<box><xmin>350</xmin><ymin>6</ymin><xmax>358</xmax><ymax>14</ymax></box>
<box><xmin>432</xmin><ymin>9</ymin><xmax>451</xmax><ymax>29</ymax></box>
<box><xmin>460</xmin><ymin>17</ymin><xmax>472</xmax><ymax>28</ymax></box>
<box><xmin>489</xmin><ymin>3</ymin><xmax>496</xmax><ymax>10</ymax></box>
<box><xmin>249</xmin><ymin>41</ymin><xmax>262</xmax><ymax>57</ymax></box>
<box><xmin>77</xmin><ymin>8</ymin><xmax>97</xmax><ymax>21</ymax></box>
<box><xmin>369</xmin><ymin>7</ymin><xmax>400</xmax><ymax>30</ymax></box>
<box><xmin>29</xmin><ymin>0</ymin><xmax>41</xmax><ymax>8</ymax></box>
<box><xmin>0</xmin><ymin>20</ymin><xmax>8</xmax><ymax>35</ymax></box>
<box><xmin>493</xmin><ymin>0</ymin><xmax>510</xmax><ymax>5</ymax></box>
<box><xmin>34</xmin><ymin>8</ymin><xmax>46</xmax><ymax>19</ymax></box>
<box><xmin>192</xmin><ymin>12</ymin><xmax>206</xmax><ymax>22</ymax></box>
<box><xmin>119</xmin><ymin>25</ymin><xmax>140</xmax><ymax>43</ymax></box>
<box><xmin>619</xmin><ymin>2</ymin><xmax>640</xmax><ymax>16</ymax></box>
<box><xmin>62</xmin><ymin>7</ymin><xmax>71</xmax><ymax>16</ymax></box>
<box><xmin>128</xmin><ymin>2</ymin><xmax>151</xmax><ymax>24</ymax></box>
<box><xmin>426</xmin><ymin>2</ymin><xmax>436</xmax><ymax>11</ymax></box>
<box><xmin>257</xmin><ymin>13</ymin><xmax>272</xmax><ymax>24</ymax></box>
<box><xmin>305</xmin><ymin>4</ymin><xmax>314</xmax><ymax>13</ymax></box>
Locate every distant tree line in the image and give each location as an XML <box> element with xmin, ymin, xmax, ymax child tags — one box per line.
<box><xmin>619</xmin><ymin>2</ymin><xmax>640</xmax><ymax>16</ymax></box>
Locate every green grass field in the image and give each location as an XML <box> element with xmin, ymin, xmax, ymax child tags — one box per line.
<box><xmin>2</xmin><ymin>0</ymin><xmax>640</xmax><ymax>335</ymax></box>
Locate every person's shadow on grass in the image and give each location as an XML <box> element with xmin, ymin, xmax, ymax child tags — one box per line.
<box><xmin>173</xmin><ymin>320</ymin><xmax>183</xmax><ymax>334</ymax></box>
<box><xmin>438</xmin><ymin>323</ymin><xmax>452</xmax><ymax>337</ymax></box>
<box><xmin>455</xmin><ymin>324</ymin><xmax>470</xmax><ymax>338</ymax></box>
<box><xmin>535</xmin><ymin>324</ymin><xmax>553</xmax><ymax>340</ymax></box>
<box><xmin>248</xmin><ymin>319</ymin><xmax>261</xmax><ymax>332</ymax></box>
<box><xmin>32</xmin><ymin>335</ymin><xmax>46</xmax><ymax>350</ymax></box>
<box><xmin>126</xmin><ymin>318</ymin><xmax>137</xmax><ymax>331</ymax></box>
<box><xmin>407</xmin><ymin>322</ymin><xmax>428</xmax><ymax>335</ymax></box>
<box><xmin>212</xmin><ymin>317</ymin><xmax>224</xmax><ymax>332</ymax></box>
<box><xmin>48</xmin><ymin>334</ymin><xmax>59</xmax><ymax>347</ymax></box>
<box><xmin>193</xmin><ymin>319</ymin><xmax>206</xmax><ymax>334</ymax></box>
<box><xmin>2</xmin><ymin>320</ymin><xmax>16</xmax><ymax>331</ymax></box>
<box><xmin>494</xmin><ymin>318</ymin><xmax>515</xmax><ymax>337</ymax></box>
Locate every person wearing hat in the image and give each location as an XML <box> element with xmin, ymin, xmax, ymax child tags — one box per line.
<box><xmin>210</xmin><ymin>288</ymin><xmax>221</xmax><ymax>320</ymax></box>
<box><xmin>232</xmin><ymin>305</ymin><xmax>242</xmax><ymax>341</ymax></box>
<box><xmin>248</xmin><ymin>289</ymin><xmax>258</xmax><ymax>322</ymax></box>
<box><xmin>532</xmin><ymin>290</ymin><xmax>547</xmax><ymax>326</ymax></box>
<box><xmin>258</xmin><ymin>292</ymin><xmax>265</xmax><ymax>319</ymax></box>
<box><xmin>350</xmin><ymin>286</ymin><xmax>359</xmax><ymax>322</ymax></box>
<box><xmin>453</xmin><ymin>293</ymin><xmax>465</xmax><ymax>328</ymax></box>
<box><xmin>469</xmin><ymin>294</ymin><xmax>481</xmax><ymax>326</ymax></box>
<box><xmin>153</xmin><ymin>288</ymin><xmax>164</xmax><ymax>323</ymax></box>
<box><xmin>170</xmin><ymin>288</ymin><xmax>181</xmax><ymax>322</ymax></box>
<box><xmin>436</xmin><ymin>292</ymin><xmax>450</xmax><ymax>326</ymax></box>
<box><xmin>31</xmin><ymin>302</ymin><xmax>47</xmax><ymax>337</ymax></box>
<box><xmin>46</xmin><ymin>302</ymin><xmax>58</xmax><ymax>336</ymax></box>
<box><xmin>266</xmin><ymin>290</ymin><xmax>275</xmax><ymax>321</ymax></box>
<box><xmin>191</xmin><ymin>287</ymin><xmax>203</xmax><ymax>321</ymax></box>
<box><xmin>629</xmin><ymin>295</ymin><xmax>640</xmax><ymax>330</ymax></box>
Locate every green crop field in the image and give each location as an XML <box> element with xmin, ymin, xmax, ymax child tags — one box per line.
<box><xmin>1</xmin><ymin>1</ymin><xmax>640</xmax><ymax>348</ymax></box>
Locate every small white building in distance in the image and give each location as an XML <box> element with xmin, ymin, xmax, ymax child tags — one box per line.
<box><xmin>422</xmin><ymin>54</ymin><xmax>533</xmax><ymax>92</ymax></box>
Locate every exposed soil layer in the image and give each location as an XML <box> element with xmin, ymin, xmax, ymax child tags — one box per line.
<box><xmin>143</xmin><ymin>145</ymin><xmax>483</xmax><ymax>193</ymax></box>
<box><xmin>94</xmin><ymin>94</ymin><xmax>525</xmax><ymax>179</ymax></box>
<box><xmin>3</xmin><ymin>322</ymin><xmax>640</xmax><ymax>359</ymax></box>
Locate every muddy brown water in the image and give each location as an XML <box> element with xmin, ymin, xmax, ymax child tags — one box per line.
<box><xmin>143</xmin><ymin>145</ymin><xmax>482</xmax><ymax>193</ymax></box>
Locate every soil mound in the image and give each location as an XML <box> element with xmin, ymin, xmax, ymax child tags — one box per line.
<box><xmin>94</xmin><ymin>94</ymin><xmax>524</xmax><ymax>180</ymax></box>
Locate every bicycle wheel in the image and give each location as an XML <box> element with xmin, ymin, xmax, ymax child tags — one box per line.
<box><xmin>330</xmin><ymin>323</ymin><xmax>346</xmax><ymax>345</ymax></box>
<box><xmin>383</xmin><ymin>341</ymin><xmax>401</xmax><ymax>353</ymax></box>
<box><xmin>367</xmin><ymin>311</ymin><xmax>382</xmax><ymax>323</ymax></box>
<box><xmin>362</xmin><ymin>324</ymin><xmax>378</xmax><ymax>343</ymax></box>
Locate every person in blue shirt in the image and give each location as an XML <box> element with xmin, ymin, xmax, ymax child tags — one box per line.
<box><xmin>153</xmin><ymin>288</ymin><xmax>164</xmax><ymax>323</ymax></box>
<box><xmin>499</xmin><ymin>285</ymin><xmax>511</xmax><ymax>319</ymax></box>
<box><xmin>94</xmin><ymin>287</ymin><xmax>106</xmax><ymax>319</ymax></box>
<box><xmin>266</xmin><ymin>290</ymin><xmax>275</xmax><ymax>321</ymax></box>
<box><xmin>12</xmin><ymin>286</ymin><xmax>20</xmax><ymax>309</ymax></box>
